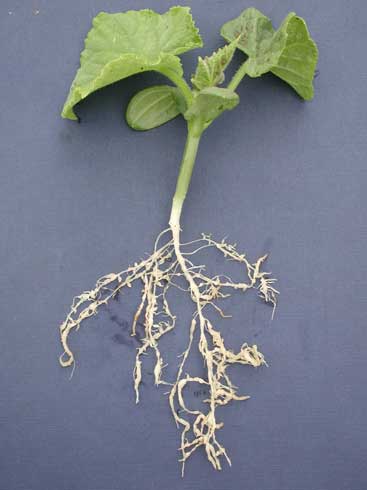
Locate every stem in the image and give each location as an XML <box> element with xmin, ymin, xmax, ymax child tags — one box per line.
<box><xmin>158</xmin><ymin>67</ymin><xmax>193</xmax><ymax>106</ymax></box>
<box><xmin>167</xmin><ymin>118</ymin><xmax>221</xmax><ymax>474</ymax></box>
<box><xmin>169</xmin><ymin>118</ymin><xmax>204</xmax><ymax>228</ymax></box>
<box><xmin>227</xmin><ymin>61</ymin><xmax>247</xmax><ymax>92</ymax></box>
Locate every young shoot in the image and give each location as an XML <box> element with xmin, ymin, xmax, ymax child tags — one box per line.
<box><xmin>59</xmin><ymin>6</ymin><xmax>318</xmax><ymax>474</ymax></box>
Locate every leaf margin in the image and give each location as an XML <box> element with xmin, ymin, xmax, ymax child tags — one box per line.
<box><xmin>191</xmin><ymin>39</ymin><xmax>238</xmax><ymax>91</ymax></box>
<box><xmin>61</xmin><ymin>6</ymin><xmax>203</xmax><ymax>120</ymax></box>
<box><xmin>220</xmin><ymin>8</ymin><xmax>318</xmax><ymax>100</ymax></box>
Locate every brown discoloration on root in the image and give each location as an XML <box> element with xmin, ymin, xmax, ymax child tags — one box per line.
<box><xmin>59</xmin><ymin>228</ymin><xmax>278</xmax><ymax>473</ymax></box>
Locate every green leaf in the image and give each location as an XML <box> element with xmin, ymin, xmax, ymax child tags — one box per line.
<box><xmin>191</xmin><ymin>40</ymin><xmax>237</xmax><ymax>90</ymax></box>
<box><xmin>184</xmin><ymin>87</ymin><xmax>239</xmax><ymax>124</ymax></box>
<box><xmin>62</xmin><ymin>7</ymin><xmax>202</xmax><ymax>120</ymax></box>
<box><xmin>221</xmin><ymin>8</ymin><xmax>318</xmax><ymax>100</ymax></box>
<box><xmin>126</xmin><ymin>85</ymin><xmax>186</xmax><ymax>131</ymax></box>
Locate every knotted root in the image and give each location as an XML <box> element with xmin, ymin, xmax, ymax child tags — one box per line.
<box><xmin>59</xmin><ymin>228</ymin><xmax>278</xmax><ymax>473</ymax></box>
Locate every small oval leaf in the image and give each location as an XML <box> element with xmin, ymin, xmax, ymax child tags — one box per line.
<box><xmin>126</xmin><ymin>85</ymin><xmax>184</xmax><ymax>131</ymax></box>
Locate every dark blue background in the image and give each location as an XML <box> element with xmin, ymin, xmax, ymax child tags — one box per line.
<box><xmin>1</xmin><ymin>1</ymin><xmax>366</xmax><ymax>489</ymax></box>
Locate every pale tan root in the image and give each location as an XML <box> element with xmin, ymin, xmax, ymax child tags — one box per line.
<box><xmin>59</xmin><ymin>228</ymin><xmax>278</xmax><ymax>473</ymax></box>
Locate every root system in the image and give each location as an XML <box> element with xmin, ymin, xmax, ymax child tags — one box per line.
<box><xmin>59</xmin><ymin>227</ymin><xmax>278</xmax><ymax>474</ymax></box>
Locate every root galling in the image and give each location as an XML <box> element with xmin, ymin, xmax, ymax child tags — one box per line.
<box><xmin>59</xmin><ymin>227</ymin><xmax>278</xmax><ymax>474</ymax></box>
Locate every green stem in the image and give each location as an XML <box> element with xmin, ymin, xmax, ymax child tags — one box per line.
<box><xmin>227</xmin><ymin>61</ymin><xmax>247</xmax><ymax>91</ymax></box>
<box><xmin>158</xmin><ymin>67</ymin><xmax>193</xmax><ymax>106</ymax></box>
<box><xmin>169</xmin><ymin>118</ymin><xmax>204</xmax><ymax>227</ymax></box>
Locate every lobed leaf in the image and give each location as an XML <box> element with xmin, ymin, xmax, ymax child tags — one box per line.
<box><xmin>126</xmin><ymin>85</ymin><xmax>186</xmax><ymax>131</ymax></box>
<box><xmin>184</xmin><ymin>87</ymin><xmax>239</xmax><ymax>125</ymax></box>
<box><xmin>191</xmin><ymin>40</ymin><xmax>238</xmax><ymax>91</ymax></box>
<box><xmin>221</xmin><ymin>8</ymin><xmax>318</xmax><ymax>100</ymax></box>
<box><xmin>62</xmin><ymin>7</ymin><xmax>202</xmax><ymax>120</ymax></box>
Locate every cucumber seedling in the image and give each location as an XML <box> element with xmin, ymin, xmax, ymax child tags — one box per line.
<box><xmin>59</xmin><ymin>7</ymin><xmax>318</xmax><ymax>474</ymax></box>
